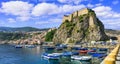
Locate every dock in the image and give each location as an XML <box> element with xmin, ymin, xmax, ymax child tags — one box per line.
<box><xmin>101</xmin><ymin>44</ymin><xmax>120</xmax><ymax>64</ymax></box>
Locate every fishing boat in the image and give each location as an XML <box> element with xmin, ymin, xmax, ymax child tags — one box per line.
<box><xmin>41</xmin><ymin>53</ymin><xmax>62</xmax><ymax>60</ymax></box>
<box><xmin>80</xmin><ymin>50</ymin><xmax>88</xmax><ymax>54</ymax></box>
<box><xmin>62</xmin><ymin>51</ymin><xmax>72</xmax><ymax>56</ymax></box>
<box><xmin>43</xmin><ymin>46</ymin><xmax>55</xmax><ymax>50</ymax></box>
<box><xmin>56</xmin><ymin>47</ymin><xmax>63</xmax><ymax>50</ymax></box>
<box><xmin>15</xmin><ymin>45</ymin><xmax>23</xmax><ymax>48</ymax></box>
<box><xmin>71</xmin><ymin>55</ymin><xmax>92</xmax><ymax>61</ymax></box>
<box><xmin>99</xmin><ymin>48</ymin><xmax>107</xmax><ymax>51</ymax></box>
<box><xmin>90</xmin><ymin>53</ymin><xmax>107</xmax><ymax>58</ymax></box>
<box><xmin>71</xmin><ymin>47</ymin><xmax>81</xmax><ymax>50</ymax></box>
<box><xmin>25</xmin><ymin>45</ymin><xmax>36</xmax><ymax>48</ymax></box>
<box><xmin>72</xmin><ymin>52</ymin><xmax>79</xmax><ymax>55</ymax></box>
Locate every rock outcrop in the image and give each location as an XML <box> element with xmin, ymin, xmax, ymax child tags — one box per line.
<box><xmin>53</xmin><ymin>8</ymin><xmax>109</xmax><ymax>44</ymax></box>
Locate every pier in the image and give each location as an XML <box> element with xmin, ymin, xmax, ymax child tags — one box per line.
<box><xmin>101</xmin><ymin>44</ymin><xmax>120</xmax><ymax>64</ymax></box>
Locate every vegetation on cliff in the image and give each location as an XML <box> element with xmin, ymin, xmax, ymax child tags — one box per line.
<box><xmin>45</xmin><ymin>29</ymin><xmax>56</xmax><ymax>42</ymax></box>
<box><xmin>53</xmin><ymin>8</ymin><xmax>108</xmax><ymax>44</ymax></box>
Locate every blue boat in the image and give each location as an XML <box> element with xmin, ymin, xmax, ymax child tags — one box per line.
<box><xmin>88</xmin><ymin>52</ymin><xmax>107</xmax><ymax>58</ymax></box>
<box><xmin>92</xmin><ymin>48</ymin><xmax>97</xmax><ymax>51</ymax></box>
<box><xmin>43</xmin><ymin>46</ymin><xmax>55</xmax><ymax>50</ymax></box>
<box><xmin>15</xmin><ymin>45</ymin><xmax>23</xmax><ymax>48</ymax></box>
<box><xmin>41</xmin><ymin>53</ymin><xmax>62</xmax><ymax>60</ymax></box>
<box><xmin>80</xmin><ymin>48</ymin><xmax>88</xmax><ymax>50</ymax></box>
<box><xmin>72</xmin><ymin>52</ymin><xmax>79</xmax><ymax>55</ymax></box>
<box><xmin>62</xmin><ymin>51</ymin><xmax>72</xmax><ymax>56</ymax></box>
<box><xmin>99</xmin><ymin>48</ymin><xmax>107</xmax><ymax>51</ymax></box>
<box><xmin>71</xmin><ymin>47</ymin><xmax>81</xmax><ymax>50</ymax></box>
<box><xmin>56</xmin><ymin>47</ymin><xmax>63</xmax><ymax>50</ymax></box>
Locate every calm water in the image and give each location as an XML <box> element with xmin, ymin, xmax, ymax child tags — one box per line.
<box><xmin>0</xmin><ymin>44</ymin><xmax>55</xmax><ymax>64</ymax></box>
<box><xmin>0</xmin><ymin>44</ymin><xmax>103</xmax><ymax>64</ymax></box>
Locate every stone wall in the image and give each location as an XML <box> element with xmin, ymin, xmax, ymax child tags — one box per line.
<box><xmin>62</xmin><ymin>8</ymin><xmax>89</xmax><ymax>22</ymax></box>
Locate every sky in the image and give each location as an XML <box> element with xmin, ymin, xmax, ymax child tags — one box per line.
<box><xmin>0</xmin><ymin>0</ymin><xmax>120</xmax><ymax>30</ymax></box>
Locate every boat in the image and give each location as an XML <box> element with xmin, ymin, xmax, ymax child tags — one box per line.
<box><xmin>92</xmin><ymin>48</ymin><xmax>97</xmax><ymax>51</ymax></box>
<box><xmin>99</xmin><ymin>48</ymin><xmax>107</xmax><ymax>51</ymax></box>
<box><xmin>15</xmin><ymin>45</ymin><xmax>23</xmax><ymax>48</ymax></box>
<box><xmin>62</xmin><ymin>51</ymin><xmax>72</xmax><ymax>56</ymax></box>
<box><xmin>43</xmin><ymin>46</ymin><xmax>55</xmax><ymax>50</ymax></box>
<box><xmin>25</xmin><ymin>45</ymin><xmax>36</xmax><ymax>48</ymax></box>
<box><xmin>56</xmin><ymin>47</ymin><xmax>63</xmax><ymax>50</ymax></box>
<box><xmin>41</xmin><ymin>53</ymin><xmax>62</xmax><ymax>60</ymax></box>
<box><xmin>80</xmin><ymin>50</ymin><xmax>88</xmax><ymax>54</ymax></box>
<box><xmin>90</xmin><ymin>53</ymin><xmax>107</xmax><ymax>58</ymax></box>
<box><xmin>71</xmin><ymin>56</ymin><xmax>92</xmax><ymax>61</ymax></box>
<box><xmin>71</xmin><ymin>47</ymin><xmax>81</xmax><ymax>50</ymax></box>
<box><xmin>72</xmin><ymin>52</ymin><xmax>79</xmax><ymax>55</ymax></box>
<box><xmin>55</xmin><ymin>44</ymin><xmax>67</xmax><ymax>48</ymax></box>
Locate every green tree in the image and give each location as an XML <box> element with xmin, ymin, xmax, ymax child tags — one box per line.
<box><xmin>45</xmin><ymin>29</ymin><xmax>56</xmax><ymax>42</ymax></box>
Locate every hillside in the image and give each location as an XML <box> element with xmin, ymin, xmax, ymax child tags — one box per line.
<box><xmin>53</xmin><ymin>8</ymin><xmax>109</xmax><ymax>44</ymax></box>
<box><xmin>0</xmin><ymin>32</ymin><xmax>29</xmax><ymax>41</ymax></box>
<box><xmin>105</xmin><ymin>29</ymin><xmax>120</xmax><ymax>35</ymax></box>
<box><xmin>0</xmin><ymin>27</ymin><xmax>48</xmax><ymax>32</ymax></box>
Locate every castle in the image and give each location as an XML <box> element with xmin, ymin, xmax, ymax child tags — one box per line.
<box><xmin>62</xmin><ymin>8</ymin><xmax>89</xmax><ymax>22</ymax></box>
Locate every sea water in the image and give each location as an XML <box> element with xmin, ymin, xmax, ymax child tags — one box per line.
<box><xmin>0</xmin><ymin>44</ymin><xmax>102</xmax><ymax>64</ymax></box>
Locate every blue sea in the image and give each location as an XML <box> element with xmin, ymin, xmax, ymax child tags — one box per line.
<box><xmin>0</xmin><ymin>44</ymin><xmax>103</xmax><ymax>64</ymax></box>
<box><xmin>0</xmin><ymin>44</ymin><xmax>59</xmax><ymax>64</ymax></box>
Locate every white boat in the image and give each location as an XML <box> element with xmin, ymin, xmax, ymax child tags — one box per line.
<box><xmin>25</xmin><ymin>45</ymin><xmax>36</xmax><ymax>48</ymax></box>
<box><xmin>71</xmin><ymin>56</ymin><xmax>92</xmax><ymax>61</ymax></box>
<box><xmin>42</xmin><ymin>53</ymin><xmax>62</xmax><ymax>60</ymax></box>
<box><xmin>15</xmin><ymin>45</ymin><xmax>23</xmax><ymax>48</ymax></box>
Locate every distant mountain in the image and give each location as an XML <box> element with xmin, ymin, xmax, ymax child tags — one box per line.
<box><xmin>0</xmin><ymin>27</ymin><xmax>49</xmax><ymax>32</ymax></box>
<box><xmin>105</xmin><ymin>29</ymin><xmax>120</xmax><ymax>35</ymax></box>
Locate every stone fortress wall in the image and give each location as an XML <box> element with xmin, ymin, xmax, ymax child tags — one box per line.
<box><xmin>62</xmin><ymin>8</ymin><xmax>89</xmax><ymax>22</ymax></box>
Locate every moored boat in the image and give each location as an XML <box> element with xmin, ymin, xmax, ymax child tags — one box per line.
<box><xmin>25</xmin><ymin>45</ymin><xmax>36</xmax><ymax>48</ymax></box>
<box><xmin>71</xmin><ymin>55</ymin><xmax>92</xmax><ymax>61</ymax></box>
<box><xmin>72</xmin><ymin>52</ymin><xmax>79</xmax><ymax>55</ymax></box>
<box><xmin>41</xmin><ymin>53</ymin><xmax>62</xmax><ymax>60</ymax></box>
<box><xmin>80</xmin><ymin>50</ymin><xmax>88</xmax><ymax>54</ymax></box>
<box><xmin>43</xmin><ymin>46</ymin><xmax>55</xmax><ymax>50</ymax></box>
<box><xmin>15</xmin><ymin>45</ymin><xmax>23</xmax><ymax>48</ymax></box>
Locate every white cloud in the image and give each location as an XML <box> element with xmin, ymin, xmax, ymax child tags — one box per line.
<box><xmin>35</xmin><ymin>18</ymin><xmax>62</xmax><ymax>25</ymax></box>
<box><xmin>95</xmin><ymin>3</ymin><xmax>102</xmax><ymax>6</ymax></box>
<box><xmin>87</xmin><ymin>4</ymin><xmax>94</xmax><ymax>8</ymax></box>
<box><xmin>32</xmin><ymin>3</ymin><xmax>59</xmax><ymax>16</ymax></box>
<box><xmin>93</xmin><ymin>6</ymin><xmax>120</xmax><ymax>18</ymax></box>
<box><xmin>8</xmin><ymin>18</ymin><xmax>16</xmax><ymax>23</ymax></box>
<box><xmin>58</xmin><ymin>0</ymin><xmax>85</xmax><ymax>4</ymax></box>
<box><xmin>0</xmin><ymin>1</ymin><xmax>33</xmax><ymax>16</ymax></box>
<box><xmin>102</xmin><ymin>19</ymin><xmax>120</xmax><ymax>29</ymax></box>
<box><xmin>0</xmin><ymin>1</ymin><xmax>33</xmax><ymax>21</ymax></box>
<box><xmin>112</xmin><ymin>0</ymin><xmax>119</xmax><ymax>5</ymax></box>
<box><xmin>32</xmin><ymin>3</ymin><xmax>85</xmax><ymax>16</ymax></box>
<box><xmin>35</xmin><ymin>21</ymin><xmax>49</xmax><ymax>25</ymax></box>
<box><xmin>16</xmin><ymin>16</ymin><xmax>31</xmax><ymax>21</ymax></box>
<box><xmin>93</xmin><ymin>6</ymin><xmax>120</xmax><ymax>30</ymax></box>
<box><xmin>60</xmin><ymin>4</ymin><xmax>85</xmax><ymax>14</ymax></box>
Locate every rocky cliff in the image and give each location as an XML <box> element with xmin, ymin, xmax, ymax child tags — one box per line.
<box><xmin>53</xmin><ymin>8</ymin><xmax>109</xmax><ymax>44</ymax></box>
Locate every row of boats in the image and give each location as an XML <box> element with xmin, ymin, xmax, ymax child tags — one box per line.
<box><xmin>14</xmin><ymin>45</ymin><xmax>36</xmax><ymax>48</ymax></box>
<box><xmin>41</xmin><ymin>51</ymin><xmax>107</xmax><ymax>61</ymax></box>
<box><xmin>42</xmin><ymin>52</ymin><xmax>92</xmax><ymax>61</ymax></box>
<box><xmin>41</xmin><ymin>44</ymin><xmax>108</xmax><ymax>62</ymax></box>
